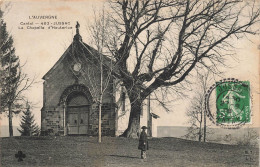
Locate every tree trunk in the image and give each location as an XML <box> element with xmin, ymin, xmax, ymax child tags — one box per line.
<box><xmin>203</xmin><ymin>108</ymin><xmax>206</xmax><ymax>142</ymax></box>
<box><xmin>98</xmin><ymin>96</ymin><xmax>102</xmax><ymax>143</ymax></box>
<box><xmin>120</xmin><ymin>100</ymin><xmax>142</xmax><ymax>138</ymax></box>
<box><xmin>198</xmin><ymin>110</ymin><xmax>202</xmax><ymax>142</ymax></box>
<box><xmin>8</xmin><ymin>104</ymin><xmax>13</xmax><ymax>137</ymax></box>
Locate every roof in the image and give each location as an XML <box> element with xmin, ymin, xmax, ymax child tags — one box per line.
<box><xmin>42</xmin><ymin>44</ymin><xmax>72</xmax><ymax>80</ymax></box>
<box><xmin>42</xmin><ymin>27</ymin><xmax>118</xmax><ymax>80</ymax></box>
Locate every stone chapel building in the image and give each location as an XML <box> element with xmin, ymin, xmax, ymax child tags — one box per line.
<box><xmin>41</xmin><ymin>23</ymin><xmax>159</xmax><ymax>137</ymax></box>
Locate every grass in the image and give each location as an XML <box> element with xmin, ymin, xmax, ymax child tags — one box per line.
<box><xmin>0</xmin><ymin>136</ymin><xmax>258</xmax><ymax>167</ymax></box>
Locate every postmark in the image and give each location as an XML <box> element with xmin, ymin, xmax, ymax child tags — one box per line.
<box><xmin>205</xmin><ymin>78</ymin><xmax>251</xmax><ymax>129</ymax></box>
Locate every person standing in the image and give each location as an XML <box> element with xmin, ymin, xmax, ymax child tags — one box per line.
<box><xmin>138</xmin><ymin>126</ymin><xmax>149</xmax><ymax>159</ymax></box>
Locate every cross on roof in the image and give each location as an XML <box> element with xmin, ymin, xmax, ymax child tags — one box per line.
<box><xmin>76</xmin><ymin>21</ymin><xmax>80</xmax><ymax>34</ymax></box>
<box><xmin>74</xmin><ymin>21</ymin><xmax>82</xmax><ymax>41</ymax></box>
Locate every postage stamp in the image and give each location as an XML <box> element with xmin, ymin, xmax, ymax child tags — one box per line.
<box><xmin>205</xmin><ymin>78</ymin><xmax>251</xmax><ymax>128</ymax></box>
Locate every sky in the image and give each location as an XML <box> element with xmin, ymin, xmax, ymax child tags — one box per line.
<box><xmin>1</xmin><ymin>0</ymin><xmax>259</xmax><ymax>129</ymax></box>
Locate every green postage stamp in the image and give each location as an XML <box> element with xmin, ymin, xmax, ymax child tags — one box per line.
<box><xmin>216</xmin><ymin>81</ymin><xmax>250</xmax><ymax>124</ymax></box>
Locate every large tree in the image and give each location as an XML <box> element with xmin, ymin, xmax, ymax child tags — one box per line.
<box><xmin>92</xmin><ymin>0</ymin><xmax>260</xmax><ymax>138</ymax></box>
<box><xmin>0</xmin><ymin>9</ymin><xmax>34</xmax><ymax>137</ymax></box>
<box><xmin>0</xmin><ymin>9</ymin><xmax>21</xmax><ymax>137</ymax></box>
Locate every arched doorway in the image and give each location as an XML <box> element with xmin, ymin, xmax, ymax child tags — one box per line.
<box><xmin>59</xmin><ymin>84</ymin><xmax>93</xmax><ymax>135</ymax></box>
<box><xmin>66</xmin><ymin>92</ymin><xmax>90</xmax><ymax>135</ymax></box>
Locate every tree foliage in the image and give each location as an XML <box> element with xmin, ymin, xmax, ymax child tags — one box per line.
<box><xmin>0</xmin><ymin>9</ymin><xmax>21</xmax><ymax>113</ymax></box>
<box><xmin>18</xmin><ymin>103</ymin><xmax>39</xmax><ymax>136</ymax></box>
<box><xmin>0</xmin><ymin>9</ymin><xmax>22</xmax><ymax>137</ymax></box>
<box><xmin>0</xmin><ymin>8</ymin><xmax>34</xmax><ymax>136</ymax></box>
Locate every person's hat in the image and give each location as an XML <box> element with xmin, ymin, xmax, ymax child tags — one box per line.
<box><xmin>141</xmin><ymin>126</ymin><xmax>147</xmax><ymax>129</ymax></box>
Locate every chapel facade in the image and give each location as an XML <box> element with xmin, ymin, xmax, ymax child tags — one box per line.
<box><xmin>41</xmin><ymin>23</ymin><xmax>159</xmax><ymax>137</ymax></box>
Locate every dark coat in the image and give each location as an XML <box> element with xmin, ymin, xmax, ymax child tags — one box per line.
<box><xmin>138</xmin><ymin>130</ymin><xmax>149</xmax><ymax>151</ymax></box>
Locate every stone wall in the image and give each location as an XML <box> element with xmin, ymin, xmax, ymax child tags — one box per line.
<box><xmin>88</xmin><ymin>103</ymin><xmax>116</xmax><ymax>136</ymax></box>
<box><xmin>41</xmin><ymin>109</ymin><xmax>64</xmax><ymax>136</ymax></box>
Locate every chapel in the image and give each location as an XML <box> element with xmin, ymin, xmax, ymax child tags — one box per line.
<box><xmin>41</xmin><ymin>23</ymin><xmax>159</xmax><ymax>136</ymax></box>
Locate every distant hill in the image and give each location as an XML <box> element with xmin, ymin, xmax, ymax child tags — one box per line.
<box><xmin>157</xmin><ymin>126</ymin><xmax>188</xmax><ymax>138</ymax></box>
<box><xmin>157</xmin><ymin>126</ymin><xmax>259</xmax><ymax>145</ymax></box>
<box><xmin>0</xmin><ymin>125</ymin><xmax>21</xmax><ymax>137</ymax></box>
<box><xmin>206</xmin><ymin>127</ymin><xmax>259</xmax><ymax>145</ymax></box>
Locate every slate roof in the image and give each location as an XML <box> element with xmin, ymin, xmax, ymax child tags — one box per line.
<box><xmin>42</xmin><ymin>27</ymin><xmax>117</xmax><ymax>80</ymax></box>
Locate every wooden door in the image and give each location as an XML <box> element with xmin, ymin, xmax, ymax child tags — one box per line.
<box><xmin>78</xmin><ymin>106</ymin><xmax>89</xmax><ymax>134</ymax></box>
<box><xmin>67</xmin><ymin>106</ymin><xmax>89</xmax><ymax>135</ymax></box>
